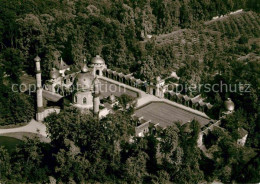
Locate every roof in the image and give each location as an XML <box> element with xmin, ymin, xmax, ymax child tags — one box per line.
<box><xmin>43</xmin><ymin>90</ymin><xmax>63</xmax><ymax>102</ymax></box>
<box><xmin>206</xmin><ymin>103</ymin><xmax>213</xmax><ymax>109</ymax></box>
<box><xmin>199</xmin><ymin>101</ymin><xmax>206</xmax><ymax>106</ymax></box>
<box><xmin>135</xmin><ymin>79</ymin><xmax>143</xmax><ymax>84</ymax></box>
<box><xmin>81</xmin><ymin>64</ymin><xmax>89</xmax><ymax>73</ymax></box>
<box><xmin>91</xmin><ymin>55</ymin><xmax>105</xmax><ymax>64</ymax></box>
<box><xmin>50</xmin><ymin>68</ymin><xmax>60</xmax><ymax>79</ymax></box>
<box><xmin>118</xmin><ymin>72</ymin><xmax>124</xmax><ymax>77</ymax></box>
<box><xmin>124</xmin><ymin>74</ymin><xmax>132</xmax><ymax>80</ymax></box>
<box><xmin>191</xmin><ymin>95</ymin><xmax>203</xmax><ymax>104</ymax></box>
<box><xmin>34</xmin><ymin>56</ymin><xmax>41</xmax><ymax>62</ymax></box>
<box><xmin>176</xmin><ymin>93</ymin><xmax>183</xmax><ymax>99</ymax></box>
<box><xmin>107</xmin><ymin>69</ymin><xmax>113</xmax><ymax>74</ymax></box>
<box><xmin>156</xmin><ymin>76</ymin><xmax>161</xmax><ymax>81</ymax></box>
<box><xmin>112</xmin><ymin>71</ymin><xmax>118</xmax><ymax>75</ymax></box>
<box><xmin>75</xmin><ymin>71</ymin><xmax>94</xmax><ymax>91</ymax></box>
<box><xmin>170</xmin><ymin>71</ymin><xmax>179</xmax><ymax>79</ymax></box>
<box><xmin>238</xmin><ymin>128</ymin><xmax>248</xmax><ymax>138</ymax></box>
<box><xmin>130</xmin><ymin>77</ymin><xmax>136</xmax><ymax>82</ymax></box>
<box><xmin>109</xmin><ymin>94</ymin><xmax>116</xmax><ymax>102</ymax></box>
<box><xmin>224</xmin><ymin>98</ymin><xmax>235</xmax><ymax>111</ymax></box>
<box><xmin>54</xmin><ymin>58</ymin><xmax>69</xmax><ymax>70</ymax></box>
<box><xmin>168</xmin><ymin>91</ymin><xmax>176</xmax><ymax>96</ymax></box>
<box><xmin>183</xmin><ymin>95</ymin><xmax>190</xmax><ymax>101</ymax></box>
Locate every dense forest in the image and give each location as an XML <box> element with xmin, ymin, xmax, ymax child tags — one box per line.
<box><xmin>0</xmin><ymin>104</ymin><xmax>258</xmax><ymax>183</ymax></box>
<box><xmin>0</xmin><ymin>0</ymin><xmax>259</xmax><ymax>183</ymax></box>
<box><xmin>0</xmin><ymin>0</ymin><xmax>259</xmax><ymax>79</ymax></box>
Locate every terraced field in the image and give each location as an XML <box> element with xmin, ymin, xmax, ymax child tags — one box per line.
<box><xmin>206</xmin><ymin>11</ymin><xmax>260</xmax><ymax>38</ymax></box>
<box><xmin>155</xmin><ymin>29</ymin><xmax>223</xmax><ymax>63</ymax></box>
<box><xmin>150</xmin><ymin>11</ymin><xmax>260</xmax><ymax>69</ymax></box>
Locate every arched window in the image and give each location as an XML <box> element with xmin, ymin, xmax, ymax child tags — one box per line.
<box><xmin>74</xmin><ymin>96</ymin><xmax>77</xmax><ymax>103</ymax></box>
<box><xmin>83</xmin><ymin>97</ymin><xmax>87</xmax><ymax>104</ymax></box>
<box><xmin>153</xmin><ymin>89</ymin><xmax>156</xmax><ymax>95</ymax></box>
<box><xmin>70</xmin><ymin>76</ymin><xmax>73</xmax><ymax>82</ymax></box>
<box><xmin>64</xmin><ymin>79</ymin><xmax>67</xmax><ymax>84</ymax></box>
<box><xmin>96</xmin><ymin>70</ymin><xmax>100</xmax><ymax>76</ymax></box>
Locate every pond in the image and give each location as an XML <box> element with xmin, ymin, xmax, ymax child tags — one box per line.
<box><xmin>0</xmin><ymin>136</ymin><xmax>23</xmax><ymax>152</ymax></box>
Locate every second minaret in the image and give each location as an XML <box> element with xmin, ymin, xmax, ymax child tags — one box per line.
<box><xmin>35</xmin><ymin>56</ymin><xmax>44</xmax><ymax>121</ymax></box>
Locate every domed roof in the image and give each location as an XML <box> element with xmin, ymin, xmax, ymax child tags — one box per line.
<box><xmin>50</xmin><ymin>68</ymin><xmax>60</xmax><ymax>79</ymax></box>
<box><xmin>156</xmin><ymin>76</ymin><xmax>161</xmax><ymax>82</ymax></box>
<box><xmin>34</xmin><ymin>55</ymin><xmax>41</xmax><ymax>62</ymax></box>
<box><xmin>224</xmin><ymin>98</ymin><xmax>235</xmax><ymax>111</ymax></box>
<box><xmin>81</xmin><ymin>63</ymin><xmax>89</xmax><ymax>73</ymax></box>
<box><xmin>91</xmin><ymin>55</ymin><xmax>105</xmax><ymax>64</ymax></box>
<box><xmin>109</xmin><ymin>94</ymin><xmax>116</xmax><ymax>102</ymax></box>
<box><xmin>75</xmin><ymin>71</ymin><xmax>94</xmax><ymax>91</ymax></box>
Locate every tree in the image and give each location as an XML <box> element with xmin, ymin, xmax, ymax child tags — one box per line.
<box><xmin>139</xmin><ymin>55</ymin><xmax>157</xmax><ymax>81</ymax></box>
<box><xmin>54</xmin><ymin>148</ymin><xmax>90</xmax><ymax>183</ymax></box>
<box><xmin>117</xmin><ymin>94</ymin><xmax>135</xmax><ymax>111</ymax></box>
<box><xmin>0</xmin><ymin>146</ymin><xmax>11</xmax><ymax>180</ymax></box>
<box><xmin>0</xmin><ymin>85</ymin><xmax>35</xmax><ymax>126</ymax></box>
<box><xmin>10</xmin><ymin>137</ymin><xmax>49</xmax><ymax>183</ymax></box>
<box><xmin>0</xmin><ymin>48</ymin><xmax>24</xmax><ymax>84</ymax></box>
<box><xmin>160</xmin><ymin>125</ymin><xmax>179</xmax><ymax>160</ymax></box>
<box><xmin>124</xmin><ymin>149</ymin><xmax>148</xmax><ymax>183</ymax></box>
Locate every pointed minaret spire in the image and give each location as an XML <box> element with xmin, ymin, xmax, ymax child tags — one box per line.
<box><xmin>81</xmin><ymin>63</ymin><xmax>88</xmax><ymax>73</ymax></box>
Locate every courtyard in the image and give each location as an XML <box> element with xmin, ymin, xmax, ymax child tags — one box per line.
<box><xmin>135</xmin><ymin>101</ymin><xmax>211</xmax><ymax>128</ymax></box>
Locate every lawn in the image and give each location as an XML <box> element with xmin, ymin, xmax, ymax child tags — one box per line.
<box><xmin>135</xmin><ymin>102</ymin><xmax>211</xmax><ymax>128</ymax></box>
<box><xmin>0</xmin><ymin>136</ymin><xmax>23</xmax><ymax>152</ymax></box>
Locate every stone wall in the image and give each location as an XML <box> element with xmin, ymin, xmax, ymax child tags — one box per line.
<box><xmin>99</xmin><ymin>78</ymin><xmax>139</xmax><ymax>98</ymax></box>
<box><xmin>43</xmin><ymin>107</ymin><xmax>61</xmax><ymax>119</ymax></box>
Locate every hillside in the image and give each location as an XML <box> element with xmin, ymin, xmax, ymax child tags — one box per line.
<box><xmin>140</xmin><ymin>10</ymin><xmax>260</xmax><ymax>79</ymax></box>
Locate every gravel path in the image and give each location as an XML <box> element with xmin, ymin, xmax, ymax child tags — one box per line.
<box><xmin>0</xmin><ymin>119</ymin><xmax>48</xmax><ymax>138</ymax></box>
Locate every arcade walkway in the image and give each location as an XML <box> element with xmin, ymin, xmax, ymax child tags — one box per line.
<box><xmin>100</xmin><ymin>76</ymin><xmax>211</xmax><ymax>128</ymax></box>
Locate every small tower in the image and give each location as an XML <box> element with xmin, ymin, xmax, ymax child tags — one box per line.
<box><xmin>93</xmin><ymin>78</ymin><xmax>100</xmax><ymax>117</ymax></box>
<box><xmin>35</xmin><ymin>56</ymin><xmax>44</xmax><ymax>121</ymax></box>
<box><xmin>155</xmin><ymin>76</ymin><xmax>161</xmax><ymax>97</ymax></box>
<box><xmin>89</xmin><ymin>55</ymin><xmax>107</xmax><ymax>77</ymax></box>
<box><xmin>224</xmin><ymin>98</ymin><xmax>235</xmax><ymax>114</ymax></box>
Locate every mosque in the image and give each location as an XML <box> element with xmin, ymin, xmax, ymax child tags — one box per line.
<box><xmin>46</xmin><ymin>55</ymin><xmax>106</xmax><ymax>114</ymax></box>
<box><xmin>34</xmin><ymin>55</ymin><xmax>239</xmax><ymax>144</ymax></box>
<box><xmin>35</xmin><ymin>55</ymin><xmax>110</xmax><ymax>120</ymax></box>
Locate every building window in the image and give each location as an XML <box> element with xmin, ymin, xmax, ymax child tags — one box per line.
<box><xmin>64</xmin><ymin>79</ymin><xmax>67</xmax><ymax>84</ymax></box>
<box><xmin>96</xmin><ymin>70</ymin><xmax>100</xmax><ymax>76</ymax></box>
<box><xmin>153</xmin><ymin>89</ymin><xmax>156</xmax><ymax>95</ymax></box>
<box><xmin>83</xmin><ymin>97</ymin><xmax>87</xmax><ymax>104</ymax></box>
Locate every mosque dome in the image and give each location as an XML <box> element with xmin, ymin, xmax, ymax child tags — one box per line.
<box><xmin>224</xmin><ymin>98</ymin><xmax>235</xmax><ymax>111</ymax></box>
<box><xmin>91</xmin><ymin>55</ymin><xmax>105</xmax><ymax>64</ymax></box>
<box><xmin>75</xmin><ymin>64</ymin><xmax>94</xmax><ymax>91</ymax></box>
<box><xmin>76</xmin><ymin>72</ymin><xmax>94</xmax><ymax>90</ymax></box>
<box><xmin>50</xmin><ymin>68</ymin><xmax>60</xmax><ymax>79</ymax></box>
<box><xmin>81</xmin><ymin>63</ymin><xmax>89</xmax><ymax>72</ymax></box>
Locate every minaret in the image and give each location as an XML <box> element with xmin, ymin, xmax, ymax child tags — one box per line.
<box><xmin>35</xmin><ymin>56</ymin><xmax>44</xmax><ymax>121</ymax></box>
<box><xmin>155</xmin><ymin>76</ymin><xmax>161</xmax><ymax>97</ymax></box>
<box><xmin>93</xmin><ymin>78</ymin><xmax>100</xmax><ymax>117</ymax></box>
